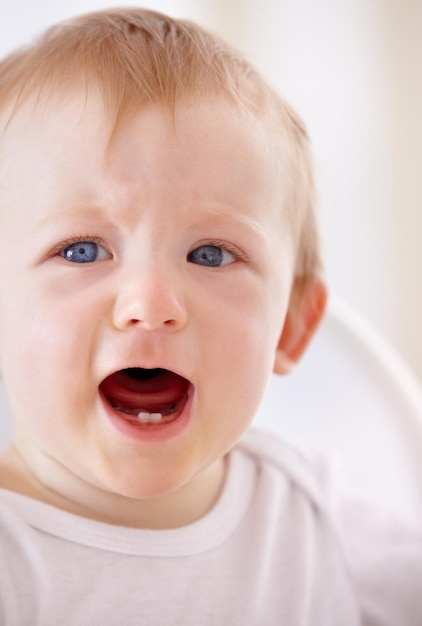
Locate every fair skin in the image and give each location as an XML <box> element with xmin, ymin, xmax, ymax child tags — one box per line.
<box><xmin>0</xmin><ymin>89</ymin><xmax>326</xmax><ymax>528</ymax></box>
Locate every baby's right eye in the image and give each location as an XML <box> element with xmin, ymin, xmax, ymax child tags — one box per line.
<box><xmin>60</xmin><ymin>240</ymin><xmax>111</xmax><ymax>263</ymax></box>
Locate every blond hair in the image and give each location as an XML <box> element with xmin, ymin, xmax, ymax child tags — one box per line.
<box><xmin>0</xmin><ymin>7</ymin><xmax>321</xmax><ymax>278</ymax></box>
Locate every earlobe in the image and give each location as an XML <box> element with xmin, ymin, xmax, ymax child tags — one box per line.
<box><xmin>273</xmin><ymin>277</ymin><xmax>328</xmax><ymax>375</ymax></box>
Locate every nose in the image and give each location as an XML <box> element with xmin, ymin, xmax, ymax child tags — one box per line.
<box><xmin>112</xmin><ymin>265</ymin><xmax>187</xmax><ymax>332</ymax></box>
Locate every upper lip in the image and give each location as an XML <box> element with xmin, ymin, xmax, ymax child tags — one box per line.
<box><xmin>98</xmin><ymin>362</ymin><xmax>193</xmax><ymax>388</ymax></box>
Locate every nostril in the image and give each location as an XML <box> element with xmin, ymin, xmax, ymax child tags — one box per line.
<box><xmin>123</xmin><ymin>317</ymin><xmax>179</xmax><ymax>330</ymax></box>
<box><xmin>112</xmin><ymin>282</ymin><xmax>187</xmax><ymax>331</ymax></box>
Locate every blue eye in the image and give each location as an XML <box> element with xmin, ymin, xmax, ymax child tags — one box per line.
<box><xmin>61</xmin><ymin>241</ymin><xmax>110</xmax><ymax>263</ymax></box>
<box><xmin>187</xmin><ymin>245</ymin><xmax>235</xmax><ymax>267</ymax></box>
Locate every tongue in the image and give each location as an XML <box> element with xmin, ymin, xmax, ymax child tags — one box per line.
<box><xmin>100</xmin><ymin>369</ymin><xmax>189</xmax><ymax>413</ymax></box>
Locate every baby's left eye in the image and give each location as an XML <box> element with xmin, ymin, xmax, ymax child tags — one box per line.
<box><xmin>187</xmin><ymin>245</ymin><xmax>235</xmax><ymax>268</ymax></box>
<box><xmin>60</xmin><ymin>241</ymin><xmax>111</xmax><ymax>263</ymax></box>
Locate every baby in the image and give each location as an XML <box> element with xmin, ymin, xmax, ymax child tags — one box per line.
<box><xmin>0</xmin><ymin>7</ymin><xmax>420</xmax><ymax>625</ymax></box>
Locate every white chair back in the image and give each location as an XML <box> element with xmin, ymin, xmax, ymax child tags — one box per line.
<box><xmin>254</xmin><ymin>296</ymin><xmax>422</xmax><ymax>522</ymax></box>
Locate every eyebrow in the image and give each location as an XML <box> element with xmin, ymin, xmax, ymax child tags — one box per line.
<box><xmin>192</xmin><ymin>205</ymin><xmax>267</xmax><ymax>238</ymax></box>
<box><xmin>31</xmin><ymin>206</ymin><xmax>108</xmax><ymax>233</ymax></box>
<box><xmin>32</xmin><ymin>203</ymin><xmax>268</xmax><ymax>239</ymax></box>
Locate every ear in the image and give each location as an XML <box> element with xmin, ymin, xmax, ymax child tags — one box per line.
<box><xmin>273</xmin><ymin>277</ymin><xmax>328</xmax><ymax>375</ymax></box>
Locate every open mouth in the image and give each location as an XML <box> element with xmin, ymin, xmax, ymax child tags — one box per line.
<box><xmin>99</xmin><ymin>368</ymin><xmax>190</xmax><ymax>425</ymax></box>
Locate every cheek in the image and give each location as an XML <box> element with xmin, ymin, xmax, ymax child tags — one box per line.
<box><xmin>0</xmin><ymin>290</ymin><xmax>93</xmax><ymax>416</ymax></box>
<box><xmin>197</xmin><ymin>287</ymin><xmax>285</xmax><ymax>417</ymax></box>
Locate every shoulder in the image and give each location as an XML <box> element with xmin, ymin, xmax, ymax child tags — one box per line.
<box><xmin>237</xmin><ymin>427</ymin><xmax>332</xmax><ymax>507</ymax></box>
<box><xmin>237</xmin><ymin>427</ymin><xmax>422</xmax><ymax>549</ymax></box>
<box><xmin>237</xmin><ymin>428</ymin><xmax>422</xmax><ymax>625</ymax></box>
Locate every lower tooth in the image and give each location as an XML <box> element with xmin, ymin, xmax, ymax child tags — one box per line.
<box><xmin>138</xmin><ymin>412</ymin><xmax>162</xmax><ymax>423</ymax></box>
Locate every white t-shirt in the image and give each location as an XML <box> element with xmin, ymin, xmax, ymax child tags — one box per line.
<box><xmin>0</xmin><ymin>429</ymin><xmax>421</xmax><ymax>625</ymax></box>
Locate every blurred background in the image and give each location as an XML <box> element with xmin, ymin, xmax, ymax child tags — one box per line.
<box><xmin>1</xmin><ymin>0</ymin><xmax>421</xmax><ymax>379</ymax></box>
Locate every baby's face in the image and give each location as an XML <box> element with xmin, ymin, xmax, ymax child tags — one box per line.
<box><xmin>0</xmin><ymin>90</ymin><xmax>295</xmax><ymax>517</ymax></box>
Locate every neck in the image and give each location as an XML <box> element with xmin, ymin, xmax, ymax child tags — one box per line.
<box><xmin>0</xmin><ymin>443</ymin><xmax>227</xmax><ymax>529</ymax></box>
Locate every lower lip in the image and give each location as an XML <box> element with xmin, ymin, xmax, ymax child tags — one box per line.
<box><xmin>98</xmin><ymin>385</ymin><xmax>194</xmax><ymax>444</ymax></box>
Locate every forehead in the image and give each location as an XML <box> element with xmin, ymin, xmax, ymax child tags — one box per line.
<box><xmin>0</xmin><ymin>89</ymin><xmax>288</xmax><ymax>229</ymax></box>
